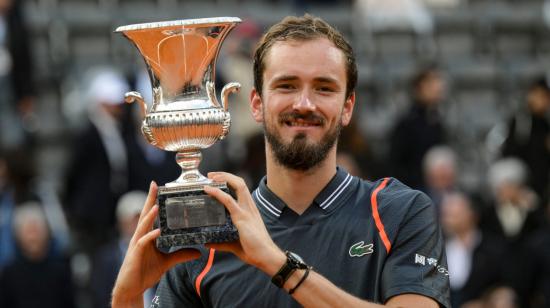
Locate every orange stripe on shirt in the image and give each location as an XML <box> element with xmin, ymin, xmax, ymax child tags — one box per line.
<box><xmin>371</xmin><ymin>178</ymin><xmax>392</xmax><ymax>254</ymax></box>
<box><xmin>195</xmin><ymin>248</ymin><xmax>216</xmax><ymax>297</ymax></box>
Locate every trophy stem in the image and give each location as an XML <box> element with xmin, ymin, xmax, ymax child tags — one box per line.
<box><xmin>166</xmin><ymin>150</ymin><xmax>211</xmax><ymax>187</ymax></box>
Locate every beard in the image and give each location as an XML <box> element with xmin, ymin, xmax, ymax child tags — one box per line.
<box><xmin>264</xmin><ymin>111</ymin><xmax>342</xmax><ymax>171</ymax></box>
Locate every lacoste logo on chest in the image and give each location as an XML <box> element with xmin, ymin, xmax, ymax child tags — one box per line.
<box><xmin>349</xmin><ymin>241</ymin><xmax>374</xmax><ymax>257</ymax></box>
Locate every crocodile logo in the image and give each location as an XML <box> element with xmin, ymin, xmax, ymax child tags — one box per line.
<box><xmin>349</xmin><ymin>241</ymin><xmax>374</xmax><ymax>257</ymax></box>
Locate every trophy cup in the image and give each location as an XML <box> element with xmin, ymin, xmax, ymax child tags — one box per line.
<box><xmin>116</xmin><ymin>17</ymin><xmax>241</xmax><ymax>252</ymax></box>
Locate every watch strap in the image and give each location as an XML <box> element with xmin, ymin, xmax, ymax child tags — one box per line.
<box><xmin>271</xmin><ymin>251</ymin><xmax>308</xmax><ymax>288</ymax></box>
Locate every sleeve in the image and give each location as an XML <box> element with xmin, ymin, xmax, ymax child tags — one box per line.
<box><xmin>380</xmin><ymin>191</ymin><xmax>451</xmax><ymax>308</ymax></box>
<box><xmin>151</xmin><ymin>264</ymin><xmax>203</xmax><ymax>308</ymax></box>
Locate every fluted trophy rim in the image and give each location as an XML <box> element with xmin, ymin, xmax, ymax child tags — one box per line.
<box><xmin>115</xmin><ymin>17</ymin><xmax>242</xmax><ymax>33</ymax></box>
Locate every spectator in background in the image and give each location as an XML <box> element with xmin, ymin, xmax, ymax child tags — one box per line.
<box><xmin>0</xmin><ymin>146</ymin><xmax>35</xmax><ymax>272</ymax></box>
<box><xmin>64</xmin><ymin>68</ymin><xmax>130</xmax><ymax>252</ymax></box>
<box><xmin>0</xmin><ymin>0</ymin><xmax>36</xmax><ymax>149</ymax></box>
<box><xmin>218</xmin><ymin>19</ymin><xmax>262</xmax><ymax>142</ymax></box>
<box><xmin>0</xmin><ymin>203</ymin><xmax>75</xmax><ymax>308</ymax></box>
<box><xmin>522</xmin><ymin>203</ymin><xmax>550</xmax><ymax>308</ymax></box>
<box><xmin>338</xmin><ymin>117</ymin><xmax>383</xmax><ymax>180</ymax></box>
<box><xmin>218</xmin><ymin>19</ymin><xmax>264</xmax><ymax>176</ymax></box>
<box><xmin>125</xmin><ymin>70</ymin><xmax>180</xmax><ymax>192</ymax></box>
<box><xmin>481</xmin><ymin>158</ymin><xmax>546</xmax><ymax>307</ymax></box>
<box><xmin>390</xmin><ymin>64</ymin><xmax>447</xmax><ymax>190</ymax></box>
<box><xmin>475</xmin><ymin>286</ymin><xmax>519</xmax><ymax>308</ymax></box>
<box><xmin>441</xmin><ymin>192</ymin><xmax>508</xmax><ymax>308</ymax></box>
<box><xmin>502</xmin><ymin>76</ymin><xmax>550</xmax><ymax>203</ymax></box>
<box><xmin>423</xmin><ymin>145</ymin><xmax>458</xmax><ymax>213</ymax></box>
<box><xmin>90</xmin><ymin>191</ymin><xmax>152</xmax><ymax>308</ymax></box>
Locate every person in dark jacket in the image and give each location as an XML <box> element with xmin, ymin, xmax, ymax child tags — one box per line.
<box><xmin>481</xmin><ymin>158</ymin><xmax>546</xmax><ymax>307</ymax></box>
<box><xmin>502</xmin><ymin>76</ymin><xmax>550</xmax><ymax>202</ymax></box>
<box><xmin>0</xmin><ymin>0</ymin><xmax>35</xmax><ymax>149</ymax></box>
<box><xmin>390</xmin><ymin>64</ymin><xmax>447</xmax><ymax>190</ymax></box>
<box><xmin>0</xmin><ymin>203</ymin><xmax>75</xmax><ymax>308</ymax></box>
<box><xmin>64</xmin><ymin>68</ymin><xmax>131</xmax><ymax>252</ymax></box>
<box><xmin>441</xmin><ymin>191</ymin><xmax>510</xmax><ymax>307</ymax></box>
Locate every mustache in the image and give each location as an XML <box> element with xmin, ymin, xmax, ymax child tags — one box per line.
<box><xmin>278</xmin><ymin>112</ymin><xmax>325</xmax><ymax>125</ymax></box>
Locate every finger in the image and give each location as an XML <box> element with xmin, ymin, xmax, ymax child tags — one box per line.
<box><xmin>207</xmin><ymin>172</ymin><xmax>250</xmax><ymax>202</ymax></box>
<box><xmin>203</xmin><ymin>186</ymin><xmax>240</xmax><ymax>215</ymax></box>
<box><xmin>136</xmin><ymin>227</ymin><xmax>160</xmax><ymax>250</ymax></box>
<box><xmin>134</xmin><ymin>204</ymin><xmax>159</xmax><ymax>241</ymax></box>
<box><xmin>139</xmin><ymin>181</ymin><xmax>158</xmax><ymax>224</ymax></box>
<box><xmin>207</xmin><ymin>171</ymin><xmax>223</xmax><ymax>177</ymax></box>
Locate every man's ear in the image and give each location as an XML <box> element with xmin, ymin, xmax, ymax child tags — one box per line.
<box><xmin>250</xmin><ymin>88</ymin><xmax>264</xmax><ymax>123</ymax></box>
<box><xmin>341</xmin><ymin>92</ymin><xmax>356</xmax><ymax>126</ymax></box>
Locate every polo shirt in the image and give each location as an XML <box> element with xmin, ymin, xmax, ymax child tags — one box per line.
<box><xmin>152</xmin><ymin>168</ymin><xmax>451</xmax><ymax>307</ymax></box>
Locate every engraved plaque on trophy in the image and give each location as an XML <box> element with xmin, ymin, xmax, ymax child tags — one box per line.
<box><xmin>116</xmin><ymin>17</ymin><xmax>241</xmax><ymax>252</ymax></box>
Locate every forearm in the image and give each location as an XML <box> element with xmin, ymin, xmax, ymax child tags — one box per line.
<box><xmin>255</xmin><ymin>249</ymin><xmax>437</xmax><ymax>308</ymax></box>
<box><xmin>254</xmin><ymin>249</ymin><xmax>383</xmax><ymax>308</ymax></box>
<box><xmin>111</xmin><ymin>291</ymin><xmax>144</xmax><ymax>308</ymax></box>
<box><xmin>284</xmin><ymin>268</ymin><xmax>385</xmax><ymax>308</ymax></box>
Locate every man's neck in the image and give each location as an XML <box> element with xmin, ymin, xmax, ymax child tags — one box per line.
<box><xmin>265</xmin><ymin>147</ymin><xmax>338</xmax><ymax>215</ymax></box>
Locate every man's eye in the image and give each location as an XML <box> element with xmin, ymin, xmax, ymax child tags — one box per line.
<box><xmin>278</xmin><ymin>84</ymin><xmax>294</xmax><ymax>89</ymax></box>
<box><xmin>318</xmin><ymin>86</ymin><xmax>335</xmax><ymax>92</ymax></box>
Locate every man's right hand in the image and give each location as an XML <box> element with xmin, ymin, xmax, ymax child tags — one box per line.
<box><xmin>111</xmin><ymin>181</ymin><xmax>201</xmax><ymax>308</ymax></box>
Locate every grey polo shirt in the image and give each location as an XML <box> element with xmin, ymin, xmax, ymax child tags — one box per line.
<box><xmin>152</xmin><ymin>168</ymin><xmax>451</xmax><ymax>308</ymax></box>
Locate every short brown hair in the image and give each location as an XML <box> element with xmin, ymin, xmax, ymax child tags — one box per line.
<box><xmin>253</xmin><ymin>14</ymin><xmax>357</xmax><ymax>99</ymax></box>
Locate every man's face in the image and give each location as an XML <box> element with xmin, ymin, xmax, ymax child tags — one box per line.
<box><xmin>417</xmin><ymin>72</ymin><xmax>446</xmax><ymax>106</ymax></box>
<box><xmin>527</xmin><ymin>86</ymin><xmax>550</xmax><ymax>115</ymax></box>
<box><xmin>250</xmin><ymin>38</ymin><xmax>354</xmax><ymax>171</ymax></box>
<box><xmin>441</xmin><ymin>195</ymin><xmax>476</xmax><ymax>236</ymax></box>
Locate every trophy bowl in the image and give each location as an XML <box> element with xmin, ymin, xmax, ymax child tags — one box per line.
<box><xmin>116</xmin><ymin>17</ymin><xmax>241</xmax><ymax>251</ymax></box>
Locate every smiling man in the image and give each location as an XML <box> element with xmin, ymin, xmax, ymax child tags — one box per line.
<box><xmin>112</xmin><ymin>15</ymin><xmax>450</xmax><ymax>308</ymax></box>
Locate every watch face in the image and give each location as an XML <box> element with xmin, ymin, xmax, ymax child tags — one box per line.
<box><xmin>287</xmin><ymin>251</ymin><xmax>306</xmax><ymax>266</ymax></box>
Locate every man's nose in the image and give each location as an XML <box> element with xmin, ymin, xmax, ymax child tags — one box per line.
<box><xmin>292</xmin><ymin>90</ymin><xmax>316</xmax><ymax>112</ymax></box>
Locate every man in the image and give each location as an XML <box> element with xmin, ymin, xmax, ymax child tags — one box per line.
<box><xmin>0</xmin><ymin>203</ymin><xmax>75</xmax><ymax>308</ymax></box>
<box><xmin>441</xmin><ymin>192</ymin><xmax>507</xmax><ymax>307</ymax></box>
<box><xmin>65</xmin><ymin>67</ymin><xmax>131</xmax><ymax>251</ymax></box>
<box><xmin>390</xmin><ymin>65</ymin><xmax>447</xmax><ymax>191</ymax></box>
<box><xmin>501</xmin><ymin>76</ymin><xmax>550</xmax><ymax>202</ymax></box>
<box><xmin>112</xmin><ymin>15</ymin><xmax>450</xmax><ymax>308</ymax></box>
<box><xmin>422</xmin><ymin>146</ymin><xmax>458</xmax><ymax>214</ymax></box>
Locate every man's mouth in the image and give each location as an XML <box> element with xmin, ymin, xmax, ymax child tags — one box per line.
<box><xmin>280</xmin><ymin>113</ymin><xmax>324</xmax><ymax>127</ymax></box>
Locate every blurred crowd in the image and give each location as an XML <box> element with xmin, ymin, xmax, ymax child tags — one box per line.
<box><xmin>0</xmin><ymin>0</ymin><xmax>550</xmax><ymax>307</ymax></box>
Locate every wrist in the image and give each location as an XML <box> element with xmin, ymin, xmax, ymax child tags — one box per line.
<box><xmin>253</xmin><ymin>247</ymin><xmax>287</xmax><ymax>277</ymax></box>
<box><xmin>284</xmin><ymin>267</ymin><xmax>309</xmax><ymax>293</ymax></box>
<box><xmin>270</xmin><ymin>251</ymin><xmax>310</xmax><ymax>290</ymax></box>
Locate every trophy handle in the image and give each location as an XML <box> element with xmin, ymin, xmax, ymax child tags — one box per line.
<box><xmin>124</xmin><ymin>91</ymin><xmax>149</xmax><ymax>118</ymax></box>
<box><xmin>220</xmin><ymin>82</ymin><xmax>241</xmax><ymax>112</ymax></box>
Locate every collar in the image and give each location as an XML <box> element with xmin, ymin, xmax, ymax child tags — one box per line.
<box><xmin>253</xmin><ymin>167</ymin><xmax>355</xmax><ymax>219</ymax></box>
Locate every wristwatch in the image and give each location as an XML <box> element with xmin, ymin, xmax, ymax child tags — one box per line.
<box><xmin>271</xmin><ymin>251</ymin><xmax>309</xmax><ymax>288</ymax></box>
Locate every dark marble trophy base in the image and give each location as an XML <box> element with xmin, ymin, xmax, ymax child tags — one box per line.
<box><xmin>156</xmin><ymin>182</ymin><xmax>239</xmax><ymax>253</ymax></box>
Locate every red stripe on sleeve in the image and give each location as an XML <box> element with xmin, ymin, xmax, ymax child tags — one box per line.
<box><xmin>195</xmin><ymin>248</ymin><xmax>216</xmax><ymax>297</ymax></box>
<box><xmin>371</xmin><ymin>178</ymin><xmax>392</xmax><ymax>254</ymax></box>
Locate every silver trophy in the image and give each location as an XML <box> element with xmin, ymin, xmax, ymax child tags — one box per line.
<box><xmin>116</xmin><ymin>17</ymin><xmax>241</xmax><ymax>251</ymax></box>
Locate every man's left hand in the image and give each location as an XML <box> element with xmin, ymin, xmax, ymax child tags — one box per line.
<box><xmin>204</xmin><ymin>172</ymin><xmax>285</xmax><ymax>274</ymax></box>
